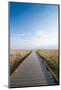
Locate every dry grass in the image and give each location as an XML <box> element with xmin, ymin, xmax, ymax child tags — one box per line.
<box><xmin>36</xmin><ymin>49</ymin><xmax>59</xmax><ymax>81</ymax></box>
<box><xmin>10</xmin><ymin>49</ymin><xmax>31</xmax><ymax>75</ymax></box>
<box><xmin>10</xmin><ymin>49</ymin><xmax>31</xmax><ymax>65</ymax></box>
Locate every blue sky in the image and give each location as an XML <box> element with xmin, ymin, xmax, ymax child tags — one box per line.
<box><xmin>10</xmin><ymin>2</ymin><xmax>58</xmax><ymax>49</ymax></box>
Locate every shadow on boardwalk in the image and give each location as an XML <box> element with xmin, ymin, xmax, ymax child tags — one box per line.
<box><xmin>37</xmin><ymin>55</ymin><xmax>59</xmax><ymax>85</ymax></box>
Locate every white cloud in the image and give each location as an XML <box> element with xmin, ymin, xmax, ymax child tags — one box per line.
<box><xmin>33</xmin><ymin>30</ymin><xmax>58</xmax><ymax>48</ymax></box>
<box><xmin>10</xmin><ymin>29</ymin><xmax>58</xmax><ymax>49</ymax></box>
<box><xmin>11</xmin><ymin>32</ymin><xmax>33</xmax><ymax>37</ymax></box>
<box><xmin>11</xmin><ymin>33</ymin><xmax>25</xmax><ymax>37</ymax></box>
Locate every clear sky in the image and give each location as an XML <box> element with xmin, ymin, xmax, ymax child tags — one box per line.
<box><xmin>10</xmin><ymin>2</ymin><xmax>58</xmax><ymax>49</ymax></box>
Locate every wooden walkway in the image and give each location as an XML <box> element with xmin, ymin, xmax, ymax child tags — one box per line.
<box><xmin>10</xmin><ymin>51</ymin><xmax>48</xmax><ymax>87</ymax></box>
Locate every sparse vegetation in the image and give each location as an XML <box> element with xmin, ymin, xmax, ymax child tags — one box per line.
<box><xmin>36</xmin><ymin>49</ymin><xmax>59</xmax><ymax>81</ymax></box>
<box><xmin>10</xmin><ymin>49</ymin><xmax>32</xmax><ymax>75</ymax></box>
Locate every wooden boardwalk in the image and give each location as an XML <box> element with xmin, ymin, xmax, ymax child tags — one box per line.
<box><xmin>10</xmin><ymin>51</ymin><xmax>57</xmax><ymax>88</ymax></box>
<box><xmin>10</xmin><ymin>52</ymin><xmax>57</xmax><ymax>87</ymax></box>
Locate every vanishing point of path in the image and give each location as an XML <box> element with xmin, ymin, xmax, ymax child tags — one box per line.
<box><xmin>10</xmin><ymin>51</ymin><xmax>58</xmax><ymax>88</ymax></box>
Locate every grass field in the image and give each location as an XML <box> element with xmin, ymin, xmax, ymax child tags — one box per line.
<box><xmin>10</xmin><ymin>49</ymin><xmax>32</xmax><ymax>74</ymax></box>
<box><xmin>36</xmin><ymin>49</ymin><xmax>59</xmax><ymax>81</ymax></box>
